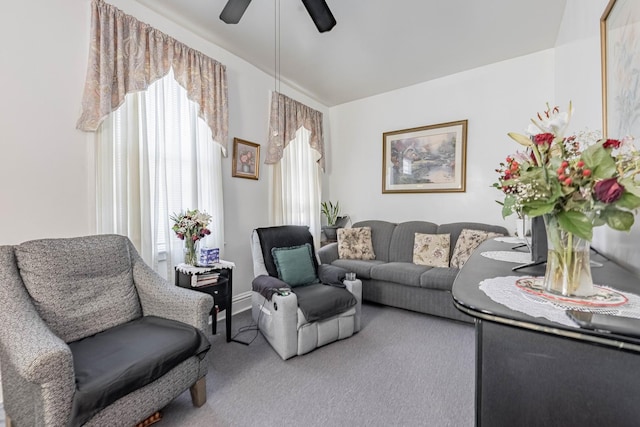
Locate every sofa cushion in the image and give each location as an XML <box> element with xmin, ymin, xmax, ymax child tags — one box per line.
<box><xmin>292</xmin><ymin>283</ymin><xmax>357</xmax><ymax>323</ymax></box>
<box><xmin>68</xmin><ymin>315</ymin><xmax>209</xmax><ymax>427</ymax></box>
<box><xmin>338</xmin><ymin>227</ymin><xmax>376</xmax><ymax>260</ymax></box>
<box><xmin>331</xmin><ymin>259</ymin><xmax>385</xmax><ymax>279</ymax></box>
<box><xmin>450</xmin><ymin>229</ymin><xmax>503</xmax><ymax>268</ymax></box>
<box><xmin>419</xmin><ymin>267</ymin><xmax>460</xmax><ymax>291</ymax></box>
<box><xmin>413</xmin><ymin>233</ymin><xmax>450</xmax><ymax>267</ymax></box>
<box><xmin>389</xmin><ymin>221</ymin><xmax>439</xmax><ymax>262</ymax></box>
<box><xmin>272</xmin><ymin>244</ymin><xmax>319</xmax><ymax>287</ymax></box>
<box><xmin>15</xmin><ymin>235</ymin><xmax>141</xmax><ymax>343</ymax></box>
<box><xmin>352</xmin><ymin>220</ymin><xmax>397</xmax><ymax>262</ymax></box>
<box><xmin>370</xmin><ymin>262</ymin><xmax>430</xmax><ymax>287</ymax></box>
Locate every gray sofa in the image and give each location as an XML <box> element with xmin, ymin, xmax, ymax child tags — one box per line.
<box><xmin>317</xmin><ymin>220</ymin><xmax>508</xmax><ymax>323</ymax></box>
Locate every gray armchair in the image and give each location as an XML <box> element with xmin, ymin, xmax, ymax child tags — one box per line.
<box><xmin>0</xmin><ymin>234</ymin><xmax>213</xmax><ymax>427</ymax></box>
<box><xmin>250</xmin><ymin>226</ymin><xmax>362</xmax><ymax>360</ymax></box>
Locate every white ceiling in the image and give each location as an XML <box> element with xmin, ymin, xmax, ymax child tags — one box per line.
<box><xmin>134</xmin><ymin>0</ymin><xmax>568</xmax><ymax>107</ymax></box>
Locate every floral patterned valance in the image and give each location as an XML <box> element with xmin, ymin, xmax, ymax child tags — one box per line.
<box><xmin>76</xmin><ymin>0</ymin><xmax>229</xmax><ymax>153</ymax></box>
<box><xmin>266</xmin><ymin>91</ymin><xmax>325</xmax><ymax>170</ymax></box>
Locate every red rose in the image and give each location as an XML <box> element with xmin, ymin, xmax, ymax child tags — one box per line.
<box><xmin>594</xmin><ymin>178</ymin><xmax>624</xmax><ymax>203</ymax></box>
<box><xmin>603</xmin><ymin>139</ymin><xmax>622</xmax><ymax>149</ymax></box>
<box><xmin>533</xmin><ymin>133</ymin><xmax>554</xmax><ymax>146</ymax></box>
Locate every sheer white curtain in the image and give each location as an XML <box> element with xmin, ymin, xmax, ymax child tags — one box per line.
<box><xmin>271</xmin><ymin>127</ymin><xmax>322</xmax><ymax>245</ymax></box>
<box><xmin>96</xmin><ymin>70</ymin><xmax>224</xmax><ymax>278</ymax></box>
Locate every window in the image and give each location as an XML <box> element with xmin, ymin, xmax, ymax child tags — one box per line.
<box><xmin>96</xmin><ymin>71</ymin><xmax>224</xmax><ymax>278</ymax></box>
<box><xmin>271</xmin><ymin>127</ymin><xmax>322</xmax><ymax>245</ymax></box>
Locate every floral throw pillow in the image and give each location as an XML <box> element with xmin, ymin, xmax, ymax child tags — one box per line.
<box><xmin>450</xmin><ymin>229</ymin><xmax>503</xmax><ymax>268</ymax></box>
<box><xmin>413</xmin><ymin>233</ymin><xmax>451</xmax><ymax>267</ymax></box>
<box><xmin>337</xmin><ymin>227</ymin><xmax>376</xmax><ymax>260</ymax></box>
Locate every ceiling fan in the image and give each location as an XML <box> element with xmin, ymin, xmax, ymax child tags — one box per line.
<box><xmin>219</xmin><ymin>0</ymin><xmax>337</xmax><ymax>33</ymax></box>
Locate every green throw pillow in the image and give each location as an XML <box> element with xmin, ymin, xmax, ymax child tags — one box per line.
<box><xmin>271</xmin><ymin>244</ymin><xmax>319</xmax><ymax>287</ymax></box>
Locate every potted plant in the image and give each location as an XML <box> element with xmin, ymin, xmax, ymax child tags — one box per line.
<box><xmin>321</xmin><ymin>201</ymin><xmax>348</xmax><ymax>241</ymax></box>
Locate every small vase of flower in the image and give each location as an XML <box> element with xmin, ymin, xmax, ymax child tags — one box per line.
<box><xmin>495</xmin><ymin>103</ymin><xmax>640</xmax><ymax>297</ymax></box>
<box><xmin>170</xmin><ymin>209</ymin><xmax>212</xmax><ymax>266</ymax></box>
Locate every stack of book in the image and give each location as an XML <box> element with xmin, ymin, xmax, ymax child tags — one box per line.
<box><xmin>191</xmin><ymin>271</ymin><xmax>220</xmax><ymax>287</ymax></box>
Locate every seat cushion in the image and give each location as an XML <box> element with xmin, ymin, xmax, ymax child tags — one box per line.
<box><xmin>331</xmin><ymin>259</ymin><xmax>384</xmax><ymax>279</ymax></box>
<box><xmin>68</xmin><ymin>315</ymin><xmax>210</xmax><ymax>427</ymax></box>
<box><xmin>370</xmin><ymin>262</ymin><xmax>431</xmax><ymax>287</ymax></box>
<box><xmin>292</xmin><ymin>283</ymin><xmax>357</xmax><ymax>323</ymax></box>
<box><xmin>15</xmin><ymin>235</ymin><xmax>141</xmax><ymax>342</ymax></box>
<box><xmin>419</xmin><ymin>267</ymin><xmax>460</xmax><ymax>291</ymax></box>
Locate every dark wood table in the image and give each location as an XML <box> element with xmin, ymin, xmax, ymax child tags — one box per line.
<box><xmin>175</xmin><ymin>264</ymin><xmax>233</xmax><ymax>342</ymax></box>
<box><xmin>452</xmin><ymin>239</ymin><xmax>640</xmax><ymax>427</ymax></box>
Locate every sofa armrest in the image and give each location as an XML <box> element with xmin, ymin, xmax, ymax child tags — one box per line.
<box><xmin>317</xmin><ymin>242</ymin><xmax>339</xmax><ymax>264</ymax></box>
<box><xmin>132</xmin><ymin>254</ymin><xmax>213</xmax><ymax>334</ymax></box>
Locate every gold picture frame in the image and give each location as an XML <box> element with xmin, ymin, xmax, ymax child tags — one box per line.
<box><xmin>601</xmin><ymin>0</ymin><xmax>640</xmax><ymax>138</ymax></box>
<box><xmin>382</xmin><ymin>120</ymin><xmax>467</xmax><ymax>193</ymax></box>
<box><xmin>232</xmin><ymin>138</ymin><xmax>260</xmax><ymax>180</ymax></box>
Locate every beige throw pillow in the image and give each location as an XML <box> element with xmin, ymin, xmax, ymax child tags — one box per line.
<box><xmin>337</xmin><ymin>227</ymin><xmax>376</xmax><ymax>260</ymax></box>
<box><xmin>450</xmin><ymin>229</ymin><xmax>503</xmax><ymax>268</ymax></box>
<box><xmin>413</xmin><ymin>233</ymin><xmax>450</xmax><ymax>267</ymax></box>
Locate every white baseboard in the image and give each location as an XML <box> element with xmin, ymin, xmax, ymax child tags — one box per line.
<box><xmin>212</xmin><ymin>290</ymin><xmax>251</xmax><ymax>322</ymax></box>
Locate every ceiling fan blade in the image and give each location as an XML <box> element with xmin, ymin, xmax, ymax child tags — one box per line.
<box><xmin>301</xmin><ymin>0</ymin><xmax>336</xmax><ymax>33</ymax></box>
<box><xmin>220</xmin><ymin>0</ymin><xmax>252</xmax><ymax>24</ymax></box>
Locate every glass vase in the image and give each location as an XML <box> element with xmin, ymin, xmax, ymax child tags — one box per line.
<box><xmin>184</xmin><ymin>238</ymin><xmax>198</xmax><ymax>266</ymax></box>
<box><xmin>542</xmin><ymin>214</ymin><xmax>594</xmax><ymax>297</ymax></box>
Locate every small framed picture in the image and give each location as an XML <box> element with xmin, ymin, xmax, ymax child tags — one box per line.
<box><xmin>232</xmin><ymin>138</ymin><xmax>260</xmax><ymax>180</ymax></box>
<box><xmin>382</xmin><ymin>120</ymin><xmax>467</xmax><ymax>193</ymax></box>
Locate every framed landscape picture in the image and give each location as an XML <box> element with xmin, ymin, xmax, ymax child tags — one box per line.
<box><xmin>382</xmin><ymin>120</ymin><xmax>467</xmax><ymax>193</ymax></box>
<box><xmin>232</xmin><ymin>138</ymin><xmax>260</xmax><ymax>180</ymax></box>
<box><xmin>601</xmin><ymin>0</ymin><xmax>640</xmax><ymax>138</ymax></box>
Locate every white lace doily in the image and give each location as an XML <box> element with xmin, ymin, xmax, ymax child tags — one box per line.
<box><xmin>479</xmin><ymin>276</ymin><xmax>640</xmax><ymax>327</ymax></box>
<box><xmin>176</xmin><ymin>260</ymin><xmax>235</xmax><ymax>275</ymax></box>
<box><xmin>481</xmin><ymin>251</ymin><xmax>532</xmax><ymax>264</ymax></box>
<box><xmin>494</xmin><ymin>236</ymin><xmax>529</xmax><ymax>245</ymax></box>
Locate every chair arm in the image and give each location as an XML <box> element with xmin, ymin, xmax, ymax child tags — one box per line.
<box><xmin>0</xmin><ymin>246</ymin><xmax>75</xmax><ymax>424</ymax></box>
<box><xmin>317</xmin><ymin>242</ymin><xmax>339</xmax><ymax>264</ymax></box>
<box><xmin>132</xmin><ymin>256</ymin><xmax>213</xmax><ymax>334</ymax></box>
<box><xmin>317</xmin><ymin>264</ymin><xmax>347</xmax><ymax>285</ymax></box>
<box><xmin>0</xmin><ymin>247</ymin><xmax>75</xmax><ymax>384</ymax></box>
<box><xmin>252</xmin><ymin>275</ymin><xmax>290</xmax><ymax>300</ymax></box>
<box><xmin>0</xmin><ymin>305</ymin><xmax>74</xmax><ymax>385</ymax></box>
<box><xmin>344</xmin><ymin>278</ymin><xmax>362</xmax><ymax>332</ymax></box>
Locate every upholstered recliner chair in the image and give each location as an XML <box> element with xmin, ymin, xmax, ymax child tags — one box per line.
<box><xmin>0</xmin><ymin>235</ymin><xmax>213</xmax><ymax>427</ymax></box>
<box><xmin>250</xmin><ymin>225</ymin><xmax>362</xmax><ymax>360</ymax></box>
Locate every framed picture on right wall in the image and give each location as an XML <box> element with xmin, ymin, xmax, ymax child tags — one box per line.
<box><xmin>601</xmin><ymin>0</ymin><xmax>640</xmax><ymax>138</ymax></box>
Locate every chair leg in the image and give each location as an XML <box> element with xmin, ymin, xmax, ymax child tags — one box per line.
<box><xmin>189</xmin><ymin>377</ymin><xmax>207</xmax><ymax>407</ymax></box>
<box><xmin>6</xmin><ymin>415</ymin><xmax>13</xmax><ymax>427</ymax></box>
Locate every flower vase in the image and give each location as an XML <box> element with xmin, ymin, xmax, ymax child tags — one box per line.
<box><xmin>184</xmin><ymin>238</ymin><xmax>199</xmax><ymax>266</ymax></box>
<box><xmin>542</xmin><ymin>214</ymin><xmax>594</xmax><ymax>297</ymax></box>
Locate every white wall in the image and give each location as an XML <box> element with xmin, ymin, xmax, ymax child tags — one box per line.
<box><xmin>327</xmin><ymin>51</ymin><xmax>556</xmax><ymax>234</ymax></box>
<box><xmin>554</xmin><ymin>0</ymin><xmax>640</xmax><ymax>275</ymax></box>
<box><xmin>0</xmin><ymin>0</ymin><xmax>330</xmax><ymax>311</ymax></box>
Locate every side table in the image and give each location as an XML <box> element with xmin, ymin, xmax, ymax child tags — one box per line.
<box><xmin>175</xmin><ymin>261</ymin><xmax>235</xmax><ymax>342</ymax></box>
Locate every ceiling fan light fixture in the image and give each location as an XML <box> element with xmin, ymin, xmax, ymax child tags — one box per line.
<box><xmin>301</xmin><ymin>0</ymin><xmax>336</xmax><ymax>33</ymax></box>
<box><xmin>220</xmin><ymin>0</ymin><xmax>252</xmax><ymax>24</ymax></box>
